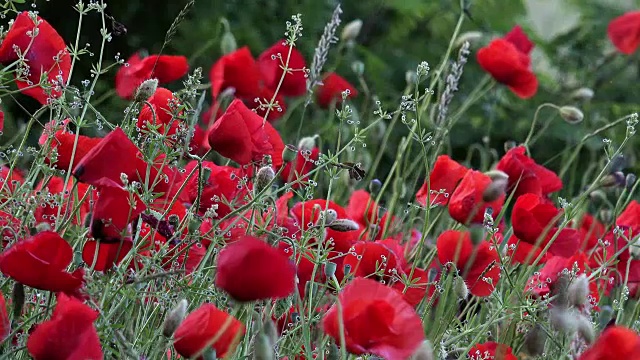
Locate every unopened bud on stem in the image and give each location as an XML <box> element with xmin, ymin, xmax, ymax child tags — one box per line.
<box><xmin>162</xmin><ymin>299</ymin><xmax>188</xmax><ymax>338</ymax></box>
<box><xmin>559</xmin><ymin>106</ymin><xmax>584</xmax><ymax>124</ymax></box>
<box><xmin>568</xmin><ymin>274</ymin><xmax>590</xmax><ymax>307</ymax></box>
<box><xmin>522</xmin><ymin>324</ymin><xmax>547</xmax><ymax>357</ymax></box>
<box><xmin>410</xmin><ymin>340</ymin><xmax>435</xmax><ymax>360</ymax></box>
<box><xmin>483</xmin><ymin>178</ymin><xmax>508</xmax><ymax>202</ymax></box>
<box><xmin>341</xmin><ymin>19</ymin><xmax>363</xmax><ymax>42</ymax></box>
<box><xmin>328</xmin><ymin>219</ymin><xmax>359</xmax><ymax>232</ymax></box>
<box><xmin>255</xmin><ymin>166</ymin><xmax>275</xmax><ymax>194</ymax></box>
<box><xmin>134</xmin><ymin>78</ymin><xmax>158</xmax><ymax>102</ymax></box>
<box><xmin>454</xmin><ymin>276</ymin><xmax>469</xmax><ymax>299</ymax></box>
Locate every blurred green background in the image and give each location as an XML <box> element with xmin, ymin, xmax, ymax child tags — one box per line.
<box><xmin>4</xmin><ymin>0</ymin><xmax>640</xmax><ymax>194</ymax></box>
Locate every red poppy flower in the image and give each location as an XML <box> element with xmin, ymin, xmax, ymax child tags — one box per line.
<box><xmin>137</xmin><ymin>87</ymin><xmax>183</xmax><ymax>137</ymax></box>
<box><xmin>162</xmin><ymin>242</ymin><xmax>206</xmax><ymax>275</ymax></box>
<box><xmin>391</xmin><ymin>264</ymin><xmax>439</xmax><ymax>307</ymax></box>
<box><xmin>0</xmin><ymin>111</ymin><xmax>4</xmax><ymax>134</ymax></box>
<box><xmin>316</xmin><ymin>72</ymin><xmax>358</xmax><ymax>108</ymax></box>
<box><xmin>34</xmin><ymin>176</ymin><xmax>94</xmax><ymax>227</ymax></box>
<box><xmin>215</xmin><ymin>236</ymin><xmax>296</xmax><ymax>301</ymax></box>
<box><xmin>0</xmin><ymin>291</ymin><xmax>8</xmax><ymax>342</ymax></box>
<box><xmin>115</xmin><ymin>52</ymin><xmax>189</xmax><ymax>99</ymax></box>
<box><xmin>173</xmin><ymin>303</ymin><xmax>245</xmax><ymax>359</ymax></box>
<box><xmin>469</xmin><ymin>342</ymin><xmax>517</xmax><ymax>360</ymax></box>
<box><xmin>416</xmin><ymin>155</ymin><xmax>469</xmax><ymax>207</ymax></box>
<box><xmin>496</xmin><ymin>146</ymin><xmax>562</xmax><ymax>198</ymax></box>
<box><xmin>0</xmin><ymin>165</ymin><xmax>25</xmax><ymax>198</ymax></box>
<box><xmin>290</xmin><ymin>199</ymin><xmax>359</xmax><ymax>254</ymax></box>
<box><xmin>210</xmin><ymin>46</ymin><xmax>263</xmax><ymax>100</ymax></box>
<box><xmin>503</xmin><ymin>25</ymin><xmax>534</xmax><ymax>57</ymax></box>
<box><xmin>0</xmin><ymin>210</ymin><xmax>24</xmax><ymax>246</ymax></box>
<box><xmin>27</xmin><ymin>293</ymin><xmax>102</xmax><ymax>359</ymax></box>
<box><xmin>342</xmin><ymin>241</ymin><xmax>400</xmax><ymax>280</ymax></box>
<box><xmin>39</xmin><ymin>127</ymin><xmax>102</xmax><ymax>172</ymax></box>
<box><xmin>82</xmin><ymin>239</ymin><xmax>133</xmax><ymax>272</ymax></box>
<box><xmin>608</xmin><ymin>11</ymin><xmax>640</xmax><ymax>55</ymax></box>
<box><xmin>617</xmin><ymin>200</ymin><xmax>640</xmax><ymax>235</ymax></box>
<box><xmin>448</xmin><ymin>170</ymin><xmax>504</xmax><ymax>225</ymax></box>
<box><xmin>179</xmin><ymin>160</ymin><xmax>248</xmax><ymax>217</ymax></box>
<box><xmin>346</xmin><ymin>189</ymin><xmax>381</xmax><ymax>231</ymax></box>
<box><xmin>506</xmin><ymin>235</ymin><xmax>549</xmax><ymax>265</ymax></box>
<box><xmin>258</xmin><ymin>39</ymin><xmax>307</xmax><ymax>97</ymax></box>
<box><xmin>511</xmin><ymin>194</ymin><xmax>579</xmax><ymax>258</ymax></box>
<box><xmin>436</xmin><ymin>230</ymin><xmax>501</xmax><ymax>296</ymax></box>
<box><xmin>579</xmin><ymin>326</ymin><xmax>640</xmax><ymax>360</ymax></box>
<box><xmin>322</xmin><ymin>277</ymin><xmax>425</xmax><ymax>359</ymax></box>
<box><xmin>477</xmin><ymin>26</ymin><xmax>538</xmax><ymax>99</ymax></box>
<box><xmin>207</xmin><ymin>99</ymin><xmax>284</xmax><ymax>166</ymax></box>
<box><xmin>0</xmin><ymin>231</ymin><xmax>85</xmax><ymax>296</ymax></box>
<box><xmin>0</xmin><ymin>12</ymin><xmax>71</xmax><ymax>104</ymax></box>
<box><xmin>577</xmin><ymin>214</ymin><xmax>605</xmax><ymax>252</ymax></box>
<box><xmin>281</xmin><ymin>147</ymin><xmax>319</xmax><ymax>189</ymax></box>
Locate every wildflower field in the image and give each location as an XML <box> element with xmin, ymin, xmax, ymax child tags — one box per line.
<box><xmin>2</xmin><ymin>0</ymin><xmax>640</xmax><ymax>359</ymax></box>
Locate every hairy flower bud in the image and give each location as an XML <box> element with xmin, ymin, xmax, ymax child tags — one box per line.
<box><xmin>454</xmin><ymin>276</ymin><xmax>469</xmax><ymax>299</ymax></box>
<box><xmin>522</xmin><ymin>324</ymin><xmax>547</xmax><ymax>357</ymax></box>
<box><xmin>626</xmin><ymin>173</ymin><xmax>637</xmax><ymax>190</ymax></box>
<box><xmin>328</xmin><ymin>218</ymin><xmax>359</xmax><ymax>232</ymax></box>
<box><xmin>410</xmin><ymin>340</ymin><xmax>435</xmax><ymax>360</ymax></box>
<box><xmin>570</xmin><ymin>87</ymin><xmax>594</xmax><ymax>101</ymax></box>
<box><xmin>485</xmin><ymin>170</ymin><xmax>509</xmax><ymax>182</ymax></box>
<box><xmin>351</xmin><ymin>61</ymin><xmax>365</xmax><ymax>77</ymax></box>
<box><xmin>298</xmin><ymin>136</ymin><xmax>317</xmax><ymax>152</ymax></box>
<box><xmin>568</xmin><ymin>274</ymin><xmax>590</xmax><ymax>307</ymax></box>
<box><xmin>35</xmin><ymin>222</ymin><xmax>52</xmax><ymax>233</ymax></box>
<box><xmin>483</xmin><ymin>178</ymin><xmax>508</xmax><ymax>202</ymax></box>
<box><xmin>341</xmin><ymin>19</ymin><xmax>363</xmax><ymax>42</ymax></box>
<box><xmin>559</xmin><ymin>106</ymin><xmax>584</xmax><ymax>124</ymax></box>
<box><xmin>162</xmin><ymin>299</ymin><xmax>188</xmax><ymax>338</ymax></box>
<box><xmin>549</xmin><ymin>307</ymin><xmax>578</xmax><ymax>334</ymax></box>
<box><xmin>255</xmin><ymin>166</ymin><xmax>275</xmax><ymax>194</ymax></box>
<box><xmin>323</xmin><ymin>209</ymin><xmax>338</xmax><ymax>225</ymax></box>
<box><xmin>134</xmin><ymin>78</ymin><xmax>158</xmax><ymax>102</ymax></box>
<box><xmin>221</xmin><ymin>31</ymin><xmax>237</xmax><ymax>55</ymax></box>
<box><xmin>405</xmin><ymin>70</ymin><xmax>417</xmax><ymax>86</ymax></box>
<box><xmin>576</xmin><ymin>315</ymin><xmax>595</xmax><ymax>344</ymax></box>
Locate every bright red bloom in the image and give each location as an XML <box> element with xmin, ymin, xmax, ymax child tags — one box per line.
<box><xmin>322</xmin><ymin>277</ymin><xmax>425</xmax><ymax>359</ymax></box>
<box><xmin>137</xmin><ymin>87</ymin><xmax>183</xmax><ymax>137</ymax></box>
<box><xmin>511</xmin><ymin>194</ymin><xmax>579</xmax><ymax>258</ymax></box>
<box><xmin>608</xmin><ymin>11</ymin><xmax>640</xmax><ymax>55</ymax></box>
<box><xmin>477</xmin><ymin>26</ymin><xmax>537</xmax><ymax>99</ymax></box>
<box><xmin>578</xmin><ymin>213</ymin><xmax>605</xmax><ymax>252</ymax></box>
<box><xmin>27</xmin><ymin>293</ymin><xmax>102</xmax><ymax>360</ymax></box>
<box><xmin>0</xmin><ymin>165</ymin><xmax>25</xmax><ymax>199</ymax></box>
<box><xmin>0</xmin><ymin>291</ymin><xmax>8</xmax><ymax>342</ymax></box>
<box><xmin>0</xmin><ymin>111</ymin><xmax>4</xmax><ymax>134</ymax></box>
<box><xmin>207</xmin><ymin>99</ymin><xmax>284</xmax><ymax>166</ymax></box>
<box><xmin>496</xmin><ymin>146</ymin><xmax>562</xmax><ymax>198</ymax></box>
<box><xmin>39</xmin><ymin>127</ymin><xmax>102</xmax><ymax>172</ymax></box>
<box><xmin>115</xmin><ymin>52</ymin><xmax>189</xmax><ymax>99</ymax></box>
<box><xmin>346</xmin><ymin>189</ymin><xmax>381</xmax><ymax>229</ymax></box>
<box><xmin>210</xmin><ymin>47</ymin><xmax>263</xmax><ymax>100</ymax></box>
<box><xmin>290</xmin><ymin>199</ymin><xmax>359</xmax><ymax>253</ymax></box>
<box><xmin>258</xmin><ymin>39</ymin><xmax>307</xmax><ymax>97</ymax></box>
<box><xmin>281</xmin><ymin>147</ymin><xmax>319</xmax><ymax>189</ymax></box>
<box><xmin>34</xmin><ymin>177</ymin><xmax>94</xmax><ymax>227</ymax></box>
<box><xmin>506</xmin><ymin>234</ymin><xmax>549</xmax><ymax>265</ymax></box>
<box><xmin>82</xmin><ymin>239</ymin><xmax>133</xmax><ymax>272</ymax></box>
<box><xmin>90</xmin><ymin>184</ymin><xmax>146</xmax><ymax>241</ymax></box>
<box><xmin>469</xmin><ymin>342</ymin><xmax>517</xmax><ymax>360</ymax></box>
<box><xmin>448</xmin><ymin>170</ymin><xmax>504</xmax><ymax>225</ymax></box>
<box><xmin>316</xmin><ymin>72</ymin><xmax>358</xmax><ymax>108</ymax></box>
<box><xmin>579</xmin><ymin>326</ymin><xmax>640</xmax><ymax>360</ymax></box>
<box><xmin>215</xmin><ymin>236</ymin><xmax>296</xmax><ymax>302</ymax></box>
<box><xmin>617</xmin><ymin>200</ymin><xmax>640</xmax><ymax>235</ymax></box>
<box><xmin>342</xmin><ymin>241</ymin><xmax>400</xmax><ymax>280</ymax></box>
<box><xmin>0</xmin><ymin>231</ymin><xmax>84</xmax><ymax>296</ymax></box>
<box><xmin>391</xmin><ymin>264</ymin><xmax>439</xmax><ymax>307</ymax></box>
<box><xmin>173</xmin><ymin>303</ymin><xmax>245</xmax><ymax>359</ymax></box>
<box><xmin>0</xmin><ymin>12</ymin><xmax>71</xmax><ymax>104</ymax></box>
<box><xmin>416</xmin><ymin>155</ymin><xmax>469</xmax><ymax>206</ymax></box>
<box><xmin>436</xmin><ymin>230</ymin><xmax>501</xmax><ymax>296</ymax></box>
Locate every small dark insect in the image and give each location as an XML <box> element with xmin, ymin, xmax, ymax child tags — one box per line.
<box><xmin>105</xmin><ymin>13</ymin><xmax>127</xmax><ymax>36</ymax></box>
<box><xmin>335</xmin><ymin>162</ymin><xmax>366</xmax><ymax>181</ymax></box>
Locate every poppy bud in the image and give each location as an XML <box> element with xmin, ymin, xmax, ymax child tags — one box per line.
<box><xmin>469</xmin><ymin>225</ymin><xmax>485</xmax><ymax>245</ymax></box>
<box><xmin>559</xmin><ymin>106</ymin><xmax>584</xmax><ymax>124</ymax></box>
<box><xmin>282</xmin><ymin>144</ymin><xmax>298</xmax><ymax>163</ymax></box>
<box><xmin>454</xmin><ymin>276</ymin><xmax>469</xmax><ymax>299</ymax></box>
<box><xmin>568</xmin><ymin>274</ymin><xmax>590</xmax><ymax>307</ymax></box>
<box><xmin>201</xmin><ymin>166</ymin><xmax>212</xmax><ymax>185</ymax></box>
<box><xmin>522</xmin><ymin>324</ymin><xmax>546</xmax><ymax>356</ymax></box>
<box><xmin>454</xmin><ymin>31</ymin><xmax>483</xmax><ymax>47</ymax></box>
<box><xmin>405</xmin><ymin>70</ymin><xmax>417</xmax><ymax>86</ymax></box>
<box><xmin>369</xmin><ymin>179</ymin><xmax>382</xmax><ymax>195</ymax></box>
<box><xmin>323</xmin><ymin>209</ymin><xmax>338</xmax><ymax>225</ymax></box>
<box><xmin>626</xmin><ymin>173</ymin><xmax>637</xmax><ymax>190</ymax></box>
<box><xmin>549</xmin><ymin>307</ymin><xmax>578</xmax><ymax>335</ymax></box>
<box><xmin>201</xmin><ymin>348</ymin><xmax>217</xmax><ymax>360</ymax></box>
<box><xmin>297</xmin><ymin>136</ymin><xmax>317</xmax><ymax>152</ymax></box>
<box><xmin>351</xmin><ymin>61</ymin><xmax>365</xmax><ymax>77</ymax></box>
<box><xmin>341</xmin><ymin>19</ymin><xmax>363</xmax><ymax>42</ymax></box>
<box><xmin>35</xmin><ymin>222</ymin><xmax>52</xmax><ymax>233</ymax></box>
<box><xmin>482</xmin><ymin>177</ymin><xmax>508</xmax><ymax>202</ymax></box>
<box><xmin>162</xmin><ymin>299</ymin><xmax>188</xmax><ymax>338</ymax></box>
<box><xmin>570</xmin><ymin>87</ymin><xmax>594</xmax><ymax>101</ymax></box>
<box><xmin>328</xmin><ymin>218</ymin><xmax>359</xmax><ymax>232</ymax></box>
<box><xmin>484</xmin><ymin>170</ymin><xmax>509</xmax><ymax>182</ymax></box>
<box><xmin>599</xmin><ymin>209</ymin><xmax>612</xmax><ymax>224</ymax></box>
<box><xmin>255</xmin><ymin>166</ymin><xmax>275</xmax><ymax>194</ymax></box>
<box><xmin>324</xmin><ymin>261</ymin><xmax>337</xmax><ymax>279</ymax></box>
<box><xmin>221</xmin><ymin>31</ymin><xmax>237</xmax><ymax>55</ymax></box>
<box><xmin>134</xmin><ymin>78</ymin><xmax>158</xmax><ymax>102</ymax></box>
<box><xmin>410</xmin><ymin>340</ymin><xmax>434</xmax><ymax>360</ymax></box>
<box><xmin>504</xmin><ymin>140</ymin><xmax>517</xmax><ymax>152</ymax></box>
<box><xmin>550</xmin><ymin>273</ymin><xmax>570</xmax><ymax>309</ymax></box>
<box><xmin>576</xmin><ymin>315</ymin><xmax>595</xmax><ymax>344</ymax></box>
<box><xmin>589</xmin><ymin>190</ymin><xmax>607</xmax><ymax>204</ymax></box>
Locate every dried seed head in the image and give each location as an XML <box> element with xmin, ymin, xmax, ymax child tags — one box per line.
<box><xmin>454</xmin><ymin>276</ymin><xmax>469</xmax><ymax>299</ymax></box>
<box><xmin>328</xmin><ymin>218</ymin><xmax>359</xmax><ymax>232</ymax></box>
<box><xmin>162</xmin><ymin>299</ymin><xmax>188</xmax><ymax>338</ymax></box>
<box><xmin>341</xmin><ymin>19</ymin><xmax>362</xmax><ymax>42</ymax></box>
<box><xmin>134</xmin><ymin>78</ymin><xmax>158</xmax><ymax>102</ymax></box>
<box><xmin>282</xmin><ymin>144</ymin><xmax>298</xmax><ymax>163</ymax></box>
<box><xmin>559</xmin><ymin>106</ymin><xmax>584</xmax><ymax>124</ymax></box>
<box><xmin>482</xmin><ymin>178</ymin><xmax>508</xmax><ymax>202</ymax></box>
<box><xmin>410</xmin><ymin>340</ymin><xmax>435</xmax><ymax>360</ymax></box>
<box><xmin>576</xmin><ymin>314</ymin><xmax>595</xmax><ymax>344</ymax></box>
<box><xmin>522</xmin><ymin>324</ymin><xmax>547</xmax><ymax>356</ymax></box>
<box><xmin>570</xmin><ymin>87</ymin><xmax>594</xmax><ymax>101</ymax></box>
<box><xmin>255</xmin><ymin>166</ymin><xmax>275</xmax><ymax>193</ymax></box>
<box><xmin>568</xmin><ymin>274</ymin><xmax>590</xmax><ymax>307</ymax></box>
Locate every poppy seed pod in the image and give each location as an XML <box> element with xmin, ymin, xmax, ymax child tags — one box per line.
<box><xmin>134</xmin><ymin>78</ymin><xmax>158</xmax><ymax>102</ymax></box>
<box><xmin>162</xmin><ymin>299</ymin><xmax>188</xmax><ymax>338</ymax></box>
<box><xmin>341</xmin><ymin>19</ymin><xmax>363</xmax><ymax>42</ymax></box>
<box><xmin>559</xmin><ymin>106</ymin><xmax>584</xmax><ymax>124</ymax></box>
<box><xmin>282</xmin><ymin>144</ymin><xmax>298</xmax><ymax>163</ymax></box>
